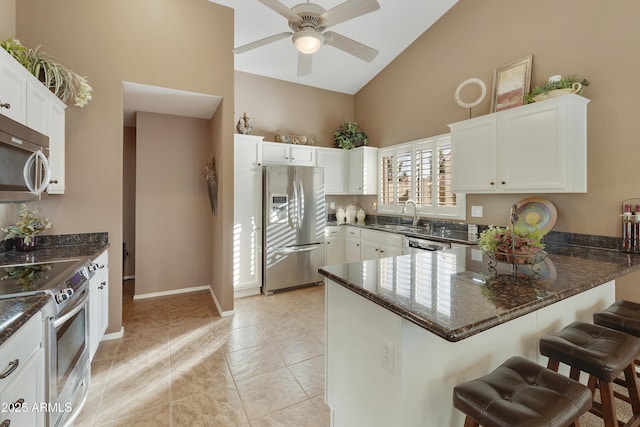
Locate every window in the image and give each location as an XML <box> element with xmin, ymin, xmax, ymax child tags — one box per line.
<box><xmin>378</xmin><ymin>134</ymin><xmax>466</xmax><ymax>220</ymax></box>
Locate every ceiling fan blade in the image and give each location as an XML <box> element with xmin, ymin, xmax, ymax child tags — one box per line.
<box><xmin>298</xmin><ymin>52</ymin><xmax>312</xmax><ymax>76</ymax></box>
<box><xmin>320</xmin><ymin>0</ymin><xmax>380</xmax><ymax>28</ymax></box>
<box><xmin>258</xmin><ymin>0</ymin><xmax>301</xmax><ymax>23</ymax></box>
<box><xmin>323</xmin><ymin>31</ymin><xmax>379</xmax><ymax>62</ymax></box>
<box><xmin>233</xmin><ymin>32</ymin><xmax>292</xmax><ymax>54</ymax></box>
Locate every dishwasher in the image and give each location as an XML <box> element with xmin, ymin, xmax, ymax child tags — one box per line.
<box><xmin>402</xmin><ymin>236</ymin><xmax>450</xmax><ymax>254</ymax></box>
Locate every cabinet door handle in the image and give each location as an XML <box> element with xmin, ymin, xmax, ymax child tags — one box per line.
<box><xmin>490</xmin><ymin>181</ymin><xmax>495</xmax><ymax>186</ymax></box>
<box><xmin>99</xmin><ymin>281</ymin><xmax>107</xmax><ymax>289</ymax></box>
<box><xmin>356</xmin><ymin>244</ymin><xmax>360</xmax><ymax>247</ymax></box>
<box><xmin>501</xmin><ymin>181</ymin><xmax>506</xmax><ymax>185</ymax></box>
<box><xmin>0</xmin><ymin>359</ymin><xmax>19</xmax><ymax>379</ymax></box>
<box><xmin>0</xmin><ymin>101</ymin><xmax>10</xmax><ymax>109</ymax></box>
<box><xmin>49</xmin><ymin>179</ymin><xmax>58</xmax><ymax>184</ymax></box>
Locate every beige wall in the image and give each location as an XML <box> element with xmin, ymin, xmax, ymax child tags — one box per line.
<box><xmin>234</xmin><ymin>71</ymin><xmax>355</xmax><ymax>147</ymax></box>
<box><xmin>135</xmin><ymin>112</ymin><xmax>211</xmax><ymax>295</ymax></box>
<box><xmin>122</xmin><ymin>127</ymin><xmax>135</xmax><ymax>278</ymax></box>
<box><xmin>0</xmin><ymin>0</ymin><xmax>14</xmax><ymax>40</ymax></box>
<box><xmin>356</xmin><ymin>0</ymin><xmax>637</xmax><ymax>239</ymax></box>
<box><xmin>13</xmin><ymin>0</ymin><xmax>234</xmax><ymax>332</ymax></box>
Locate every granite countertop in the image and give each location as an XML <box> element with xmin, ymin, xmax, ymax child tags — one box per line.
<box><xmin>0</xmin><ymin>294</ymin><xmax>51</xmax><ymax>346</ymax></box>
<box><xmin>0</xmin><ymin>233</ymin><xmax>109</xmax><ymax>346</ymax></box>
<box><xmin>319</xmin><ymin>243</ymin><xmax>640</xmax><ymax>342</ymax></box>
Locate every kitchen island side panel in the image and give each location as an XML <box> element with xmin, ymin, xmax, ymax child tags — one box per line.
<box><xmin>326</xmin><ymin>280</ymin><xmax>614</xmax><ymax>427</ymax></box>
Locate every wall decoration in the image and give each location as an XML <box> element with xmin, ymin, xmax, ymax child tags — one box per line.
<box><xmin>454</xmin><ymin>77</ymin><xmax>487</xmax><ymax>118</ymax></box>
<box><xmin>236</xmin><ymin>112</ymin><xmax>253</xmax><ymax>134</ymax></box>
<box><xmin>203</xmin><ymin>157</ymin><xmax>218</xmax><ymax>215</ymax></box>
<box><xmin>274</xmin><ymin>129</ymin><xmax>316</xmax><ymax>145</ymax></box>
<box><xmin>490</xmin><ymin>55</ymin><xmax>533</xmax><ymax>113</ymax></box>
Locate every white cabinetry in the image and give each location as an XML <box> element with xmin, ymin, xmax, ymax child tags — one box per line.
<box><xmin>360</xmin><ymin>229</ymin><xmax>404</xmax><ymax>260</ymax></box>
<box><xmin>345</xmin><ymin>227</ymin><xmax>362</xmax><ymax>263</ymax></box>
<box><xmin>0</xmin><ymin>313</ymin><xmax>45</xmax><ymax>427</ymax></box>
<box><xmin>0</xmin><ymin>47</ymin><xmax>67</xmax><ymax>194</ymax></box>
<box><xmin>89</xmin><ymin>250</ymin><xmax>109</xmax><ymax>361</ymax></box>
<box><xmin>348</xmin><ymin>147</ymin><xmax>378</xmax><ymax>195</ymax></box>
<box><xmin>260</xmin><ymin>141</ymin><xmax>316</xmax><ymax>166</ymax></box>
<box><xmin>234</xmin><ymin>134</ymin><xmax>263</xmax><ymax>297</ymax></box>
<box><xmin>325</xmin><ymin>226</ymin><xmax>345</xmax><ymax>266</ymax></box>
<box><xmin>317</xmin><ymin>147</ymin><xmax>347</xmax><ymax>194</ymax></box>
<box><xmin>449</xmin><ymin>94</ymin><xmax>588</xmax><ymax>193</ymax></box>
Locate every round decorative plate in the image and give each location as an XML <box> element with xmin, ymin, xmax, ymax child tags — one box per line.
<box><xmin>515</xmin><ymin>197</ymin><xmax>557</xmax><ymax>234</ymax></box>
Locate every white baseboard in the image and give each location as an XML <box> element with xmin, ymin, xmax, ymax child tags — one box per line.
<box><xmin>133</xmin><ymin>285</ymin><xmax>210</xmax><ymax>300</ymax></box>
<box><xmin>101</xmin><ymin>327</ymin><xmax>124</xmax><ymax>341</ymax></box>
<box><xmin>209</xmin><ymin>287</ymin><xmax>235</xmax><ymax>317</ymax></box>
<box><xmin>123</xmin><ymin>275</ymin><xmax>135</xmax><ymax>281</ymax></box>
<box><xmin>234</xmin><ymin>285</ymin><xmax>261</xmax><ymax>299</ymax></box>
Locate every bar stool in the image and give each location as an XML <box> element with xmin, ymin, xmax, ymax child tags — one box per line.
<box><xmin>594</xmin><ymin>299</ymin><xmax>640</xmax><ymax>341</ymax></box>
<box><xmin>539</xmin><ymin>321</ymin><xmax>640</xmax><ymax>426</ymax></box>
<box><xmin>453</xmin><ymin>356</ymin><xmax>592</xmax><ymax>427</ymax></box>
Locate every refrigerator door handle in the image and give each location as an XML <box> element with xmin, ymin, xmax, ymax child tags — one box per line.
<box><xmin>269</xmin><ymin>243</ymin><xmax>323</xmax><ymax>255</ymax></box>
<box><xmin>297</xmin><ymin>178</ymin><xmax>305</xmax><ymax>230</ymax></box>
<box><xmin>289</xmin><ymin>175</ymin><xmax>298</xmax><ymax>229</ymax></box>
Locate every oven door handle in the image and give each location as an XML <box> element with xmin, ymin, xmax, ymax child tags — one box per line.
<box><xmin>53</xmin><ymin>293</ymin><xmax>89</xmax><ymax>329</ymax></box>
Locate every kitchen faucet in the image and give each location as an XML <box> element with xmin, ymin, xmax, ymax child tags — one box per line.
<box><xmin>402</xmin><ymin>199</ymin><xmax>420</xmax><ymax>227</ymax></box>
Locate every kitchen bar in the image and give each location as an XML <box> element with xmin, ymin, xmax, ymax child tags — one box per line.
<box><xmin>319</xmin><ymin>244</ymin><xmax>640</xmax><ymax>426</ymax></box>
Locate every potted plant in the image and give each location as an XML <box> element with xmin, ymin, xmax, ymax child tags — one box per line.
<box><xmin>524</xmin><ymin>75</ymin><xmax>590</xmax><ymax>104</ymax></box>
<box><xmin>478</xmin><ymin>225</ymin><xmax>545</xmax><ymax>264</ymax></box>
<box><xmin>0</xmin><ymin>37</ymin><xmax>92</xmax><ymax>107</ymax></box>
<box><xmin>334</xmin><ymin>122</ymin><xmax>369</xmax><ymax>150</ymax></box>
<box><xmin>1</xmin><ymin>203</ymin><xmax>52</xmax><ymax>251</ymax></box>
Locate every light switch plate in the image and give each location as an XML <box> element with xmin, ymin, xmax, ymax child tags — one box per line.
<box><xmin>471</xmin><ymin>206</ymin><xmax>483</xmax><ymax>217</ymax></box>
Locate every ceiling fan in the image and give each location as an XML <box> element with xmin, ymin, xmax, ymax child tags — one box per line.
<box><xmin>233</xmin><ymin>0</ymin><xmax>380</xmax><ymax>76</ymax></box>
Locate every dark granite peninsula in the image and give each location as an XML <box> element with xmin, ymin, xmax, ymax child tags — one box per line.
<box><xmin>319</xmin><ymin>245</ymin><xmax>640</xmax><ymax>427</ymax></box>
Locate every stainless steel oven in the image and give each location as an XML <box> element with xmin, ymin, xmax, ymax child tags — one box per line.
<box><xmin>47</xmin><ymin>286</ymin><xmax>90</xmax><ymax>427</ymax></box>
<box><xmin>45</xmin><ymin>264</ymin><xmax>91</xmax><ymax>427</ymax></box>
<box><xmin>0</xmin><ymin>258</ymin><xmax>92</xmax><ymax>427</ymax></box>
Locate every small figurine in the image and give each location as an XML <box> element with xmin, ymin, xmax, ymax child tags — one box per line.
<box><xmin>236</xmin><ymin>113</ymin><xmax>253</xmax><ymax>135</ymax></box>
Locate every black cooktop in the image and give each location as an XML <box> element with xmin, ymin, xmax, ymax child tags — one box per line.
<box><xmin>0</xmin><ymin>259</ymin><xmax>83</xmax><ymax>298</ymax></box>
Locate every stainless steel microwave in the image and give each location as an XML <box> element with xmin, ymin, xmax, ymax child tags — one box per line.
<box><xmin>0</xmin><ymin>114</ymin><xmax>50</xmax><ymax>202</ymax></box>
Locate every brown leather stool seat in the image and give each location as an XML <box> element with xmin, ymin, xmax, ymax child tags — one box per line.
<box><xmin>594</xmin><ymin>300</ymin><xmax>640</xmax><ymax>338</ymax></box>
<box><xmin>453</xmin><ymin>356</ymin><xmax>592</xmax><ymax>427</ymax></box>
<box><xmin>539</xmin><ymin>321</ymin><xmax>640</xmax><ymax>426</ymax></box>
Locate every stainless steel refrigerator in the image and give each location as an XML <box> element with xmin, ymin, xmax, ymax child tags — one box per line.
<box><xmin>263</xmin><ymin>164</ymin><xmax>326</xmax><ymax>294</ymax></box>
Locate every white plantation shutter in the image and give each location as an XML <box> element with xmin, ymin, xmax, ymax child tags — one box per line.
<box><xmin>377</xmin><ymin>135</ymin><xmax>465</xmax><ymax>219</ymax></box>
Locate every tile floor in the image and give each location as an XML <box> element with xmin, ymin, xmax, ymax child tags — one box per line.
<box><xmin>75</xmin><ymin>282</ymin><xmax>329</xmax><ymax>426</ymax></box>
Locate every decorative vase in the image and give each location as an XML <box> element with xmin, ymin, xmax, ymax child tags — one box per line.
<box><xmin>336</xmin><ymin>207</ymin><xmax>346</xmax><ymax>224</ymax></box>
<box><xmin>356</xmin><ymin>209</ymin><xmax>366</xmax><ymax>224</ymax></box>
<box><xmin>15</xmin><ymin>236</ymin><xmax>38</xmax><ymax>251</ymax></box>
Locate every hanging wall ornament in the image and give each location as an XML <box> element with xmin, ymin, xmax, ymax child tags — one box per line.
<box><xmin>455</xmin><ymin>78</ymin><xmax>487</xmax><ymax>118</ymax></box>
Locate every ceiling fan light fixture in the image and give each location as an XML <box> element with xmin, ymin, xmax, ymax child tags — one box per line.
<box><xmin>293</xmin><ymin>29</ymin><xmax>324</xmax><ymax>54</ymax></box>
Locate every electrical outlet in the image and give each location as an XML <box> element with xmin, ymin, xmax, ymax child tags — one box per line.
<box><xmin>382</xmin><ymin>342</ymin><xmax>395</xmax><ymax>373</ymax></box>
<box><xmin>471</xmin><ymin>206</ymin><xmax>483</xmax><ymax>217</ymax></box>
<box><xmin>330</xmin><ymin>202</ymin><xmax>336</xmax><ymax>209</ymax></box>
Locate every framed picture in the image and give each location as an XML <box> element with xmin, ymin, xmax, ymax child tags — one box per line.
<box><xmin>490</xmin><ymin>55</ymin><xmax>533</xmax><ymax>113</ymax></box>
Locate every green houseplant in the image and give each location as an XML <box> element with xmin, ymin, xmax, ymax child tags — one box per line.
<box><xmin>1</xmin><ymin>37</ymin><xmax>93</xmax><ymax>107</ymax></box>
<box><xmin>334</xmin><ymin>122</ymin><xmax>369</xmax><ymax>150</ymax></box>
<box><xmin>2</xmin><ymin>203</ymin><xmax>52</xmax><ymax>250</ymax></box>
<box><xmin>524</xmin><ymin>75</ymin><xmax>589</xmax><ymax>104</ymax></box>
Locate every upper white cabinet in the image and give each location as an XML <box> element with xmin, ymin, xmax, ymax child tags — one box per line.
<box><xmin>449</xmin><ymin>94</ymin><xmax>588</xmax><ymax>193</ymax></box>
<box><xmin>317</xmin><ymin>147</ymin><xmax>347</xmax><ymax>194</ymax></box>
<box><xmin>0</xmin><ymin>47</ymin><xmax>67</xmax><ymax>194</ymax></box>
<box><xmin>234</xmin><ymin>134</ymin><xmax>264</xmax><ymax>297</ymax></box>
<box><xmin>260</xmin><ymin>140</ymin><xmax>316</xmax><ymax>166</ymax></box>
<box><xmin>348</xmin><ymin>146</ymin><xmax>378</xmax><ymax>195</ymax></box>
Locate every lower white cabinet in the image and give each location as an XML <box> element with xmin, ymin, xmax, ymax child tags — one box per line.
<box><xmin>345</xmin><ymin>227</ymin><xmax>362</xmax><ymax>263</ymax></box>
<box><xmin>0</xmin><ymin>313</ymin><xmax>45</xmax><ymax>427</ymax></box>
<box><xmin>325</xmin><ymin>226</ymin><xmax>345</xmax><ymax>266</ymax></box>
<box><xmin>360</xmin><ymin>229</ymin><xmax>404</xmax><ymax>260</ymax></box>
<box><xmin>89</xmin><ymin>250</ymin><xmax>109</xmax><ymax>360</ymax></box>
